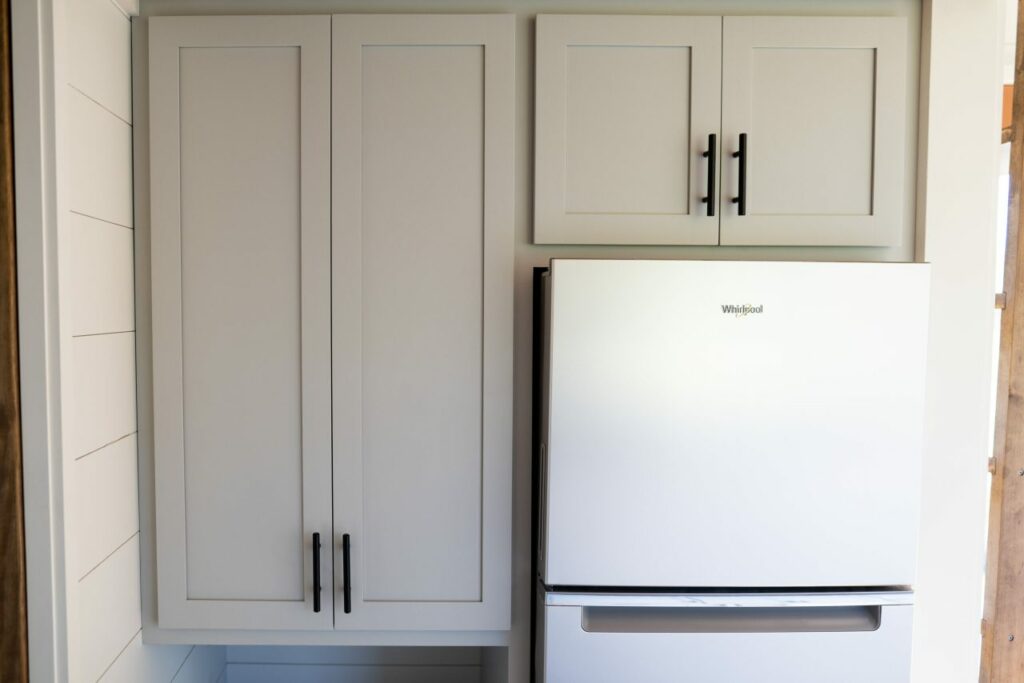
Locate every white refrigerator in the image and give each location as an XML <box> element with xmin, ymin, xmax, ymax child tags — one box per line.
<box><xmin>536</xmin><ymin>259</ymin><xmax>930</xmax><ymax>682</ymax></box>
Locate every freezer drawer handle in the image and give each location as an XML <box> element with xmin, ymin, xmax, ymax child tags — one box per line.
<box><xmin>581</xmin><ymin>605</ymin><xmax>881</xmax><ymax>634</ymax></box>
<box><xmin>342</xmin><ymin>533</ymin><xmax>352</xmax><ymax>614</ymax></box>
<box><xmin>701</xmin><ymin>133</ymin><xmax>716</xmax><ymax>217</ymax></box>
<box><xmin>312</xmin><ymin>532</ymin><xmax>322</xmax><ymax>613</ymax></box>
<box><xmin>732</xmin><ymin>132</ymin><xmax>747</xmax><ymax>215</ymax></box>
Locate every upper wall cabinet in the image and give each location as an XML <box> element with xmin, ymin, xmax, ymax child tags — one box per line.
<box><xmin>534</xmin><ymin>15</ymin><xmax>909</xmax><ymax>247</ymax></box>
<box><xmin>534</xmin><ymin>15</ymin><xmax>723</xmax><ymax>245</ymax></box>
<box><xmin>149</xmin><ymin>15</ymin><xmax>333</xmax><ymax>630</ymax></box>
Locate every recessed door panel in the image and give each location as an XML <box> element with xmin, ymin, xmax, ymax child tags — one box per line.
<box><xmin>748</xmin><ymin>48</ymin><xmax>876</xmax><ymax>216</ymax></box>
<box><xmin>720</xmin><ymin>17</ymin><xmax>908</xmax><ymax>245</ymax></box>
<box><xmin>360</xmin><ymin>43</ymin><xmax>484</xmax><ymax>603</ymax></box>
<box><xmin>535</xmin><ymin>15</ymin><xmax>722</xmax><ymax>245</ymax></box>
<box><xmin>564</xmin><ymin>45</ymin><xmax>692</xmax><ymax>216</ymax></box>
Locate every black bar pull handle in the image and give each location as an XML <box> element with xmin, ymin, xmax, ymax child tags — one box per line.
<box><xmin>342</xmin><ymin>533</ymin><xmax>352</xmax><ymax>614</ymax></box>
<box><xmin>701</xmin><ymin>133</ymin><xmax>716</xmax><ymax>217</ymax></box>
<box><xmin>312</xmin><ymin>532</ymin><xmax>322</xmax><ymax>613</ymax></box>
<box><xmin>732</xmin><ymin>133</ymin><xmax>747</xmax><ymax>216</ymax></box>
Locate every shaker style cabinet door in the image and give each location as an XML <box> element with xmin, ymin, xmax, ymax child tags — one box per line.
<box><xmin>149</xmin><ymin>16</ymin><xmax>333</xmax><ymax>630</ymax></box>
<box><xmin>332</xmin><ymin>15</ymin><xmax>514</xmax><ymax>630</ymax></box>
<box><xmin>534</xmin><ymin>15</ymin><xmax>723</xmax><ymax>245</ymax></box>
<box><xmin>719</xmin><ymin>17</ymin><xmax>908</xmax><ymax>246</ymax></box>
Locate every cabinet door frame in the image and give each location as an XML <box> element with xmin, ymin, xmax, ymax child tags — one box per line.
<box><xmin>332</xmin><ymin>13</ymin><xmax>514</xmax><ymax>630</ymax></box>
<box><xmin>534</xmin><ymin>15</ymin><xmax>723</xmax><ymax>245</ymax></box>
<box><xmin>720</xmin><ymin>16</ymin><xmax>908</xmax><ymax>246</ymax></box>
<box><xmin>149</xmin><ymin>15</ymin><xmax>333</xmax><ymax>630</ymax></box>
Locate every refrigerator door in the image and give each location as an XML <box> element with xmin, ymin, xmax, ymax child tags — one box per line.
<box><xmin>542</xmin><ymin>260</ymin><xmax>930</xmax><ymax>588</ymax></box>
<box><xmin>539</xmin><ymin>592</ymin><xmax>914</xmax><ymax>683</ymax></box>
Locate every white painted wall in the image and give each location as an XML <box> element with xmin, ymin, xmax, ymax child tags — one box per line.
<box><xmin>15</xmin><ymin>0</ymin><xmax>227</xmax><ymax>680</ymax></box>
<box><xmin>913</xmin><ymin>1</ymin><xmax>1003</xmax><ymax>680</ymax></box>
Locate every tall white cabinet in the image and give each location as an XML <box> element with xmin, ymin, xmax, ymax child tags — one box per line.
<box><xmin>146</xmin><ymin>14</ymin><xmax>513</xmax><ymax>636</ymax></box>
<box><xmin>534</xmin><ymin>14</ymin><xmax>909</xmax><ymax>247</ymax></box>
<box><xmin>149</xmin><ymin>16</ymin><xmax>334</xmax><ymax>631</ymax></box>
<box><xmin>331</xmin><ymin>15</ymin><xmax>514</xmax><ymax>631</ymax></box>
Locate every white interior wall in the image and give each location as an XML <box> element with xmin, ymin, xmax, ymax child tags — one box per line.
<box><xmin>913</xmin><ymin>0</ymin><xmax>1003</xmax><ymax>680</ymax></box>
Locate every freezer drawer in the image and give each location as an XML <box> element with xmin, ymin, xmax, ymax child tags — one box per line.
<box><xmin>541</xmin><ymin>259</ymin><xmax>930</xmax><ymax>587</ymax></box>
<box><xmin>538</xmin><ymin>592</ymin><xmax>914</xmax><ymax>683</ymax></box>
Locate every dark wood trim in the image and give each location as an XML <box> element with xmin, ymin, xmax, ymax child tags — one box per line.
<box><xmin>0</xmin><ymin>0</ymin><xmax>28</xmax><ymax>680</ymax></box>
<box><xmin>982</xmin><ymin>1</ymin><xmax>1024</xmax><ymax>680</ymax></box>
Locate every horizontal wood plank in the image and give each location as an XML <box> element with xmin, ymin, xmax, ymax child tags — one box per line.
<box><xmin>68</xmin><ymin>0</ymin><xmax>131</xmax><ymax>123</ymax></box>
<box><xmin>226</xmin><ymin>646</ymin><xmax>482</xmax><ymax>666</ymax></box>
<box><xmin>68</xmin><ymin>332</ymin><xmax>136</xmax><ymax>458</ymax></box>
<box><xmin>171</xmin><ymin>645</ymin><xmax>226</xmax><ymax>683</ymax></box>
<box><xmin>77</xmin><ymin>535</ymin><xmax>143</xmax><ymax>683</ymax></box>
<box><xmin>71</xmin><ymin>434</ymin><xmax>139</xmax><ymax>579</ymax></box>
<box><xmin>68</xmin><ymin>211</ymin><xmax>134</xmax><ymax>336</ymax></box>
<box><xmin>98</xmin><ymin>633</ymin><xmax>191</xmax><ymax>683</ymax></box>
<box><xmin>66</xmin><ymin>87</ymin><xmax>133</xmax><ymax>227</ymax></box>
<box><xmin>226</xmin><ymin>664</ymin><xmax>481</xmax><ymax>683</ymax></box>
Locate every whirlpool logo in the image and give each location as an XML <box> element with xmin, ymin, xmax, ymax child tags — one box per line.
<box><xmin>721</xmin><ymin>304</ymin><xmax>764</xmax><ymax>318</ymax></box>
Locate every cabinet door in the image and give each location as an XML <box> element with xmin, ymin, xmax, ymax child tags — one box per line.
<box><xmin>149</xmin><ymin>16</ymin><xmax>333</xmax><ymax>630</ymax></box>
<box><xmin>720</xmin><ymin>17</ymin><xmax>908</xmax><ymax>246</ymax></box>
<box><xmin>534</xmin><ymin>15</ymin><xmax>722</xmax><ymax>245</ymax></box>
<box><xmin>333</xmin><ymin>15</ymin><xmax>514</xmax><ymax>630</ymax></box>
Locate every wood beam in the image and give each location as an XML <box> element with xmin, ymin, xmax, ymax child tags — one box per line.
<box><xmin>0</xmin><ymin>0</ymin><xmax>28</xmax><ymax>679</ymax></box>
<box><xmin>982</xmin><ymin>1</ymin><xmax>1024</xmax><ymax>680</ymax></box>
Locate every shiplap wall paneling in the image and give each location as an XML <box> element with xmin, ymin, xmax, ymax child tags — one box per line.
<box><xmin>148</xmin><ymin>15</ymin><xmax>333</xmax><ymax>630</ymax></box>
<box><xmin>226</xmin><ymin>645</ymin><xmax>483</xmax><ymax>666</ymax></box>
<box><xmin>75</xmin><ymin>536</ymin><xmax>142</xmax><ymax>682</ymax></box>
<box><xmin>71</xmin><ymin>434</ymin><xmax>138</xmax><ymax>579</ymax></box>
<box><xmin>332</xmin><ymin>14</ymin><xmax>514</xmax><ymax>631</ymax></box>
<box><xmin>225</xmin><ymin>646</ymin><xmax>484</xmax><ymax>682</ymax></box>
<box><xmin>533</xmin><ymin>15</ymin><xmax>722</xmax><ymax>245</ymax></box>
<box><xmin>719</xmin><ymin>16</ymin><xmax>908</xmax><ymax>246</ymax></box>
<box><xmin>171</xmin><ymin>646</ymin><xmax>228</xmax><ymax>683</ymax></box>
<box><xmin>67</xmin><ymin>332</ymin><xmax>137</xmax><ymax>460</ymax></box>
<box><xmin>97</xmin><ymin>634</ymin><xmax>192</xmax><ymax>683</ymax></box>
<box><xmin>66</xmin><ymin>86</ymin><xmax>133</xmax><ymax>228</ymax></box>
<box><xmin>68</xmin><ymin>0</ymin><xmax>132</xmax><ymax>123</ymax></box>
<box><xmin>68</xmin><ymin>212</ymin><xmax>134</xmax><ymax>335</ymax></box>
<box><xmin>61</xmin><ymin>0</ymin><xmax>226</xmax><ymax>679</ymax></box>
<box><xmin>228</xmin><ymin>664</ymin><xmax>481</xmax><ymax>683</ymax></box>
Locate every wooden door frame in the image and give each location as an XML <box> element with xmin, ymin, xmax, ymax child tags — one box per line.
<box><xmin>0</xmin><ymin>0</ymin><xmax>29</xmax><ymax>679</ymax></box>
<box><xmin>981</xmin><ymin>1</ymin><xmax>1024</xmax><ymax>680</ymax></box>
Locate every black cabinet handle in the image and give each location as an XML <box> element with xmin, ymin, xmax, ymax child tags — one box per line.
<box><xmin>732</xmin><ymin>133</ymin><xmax>747</xmax><ymax>216</ymax></box>
<box><xmin>701</xmin><ymin>133</ymin><xmax>716</xmax><ymax>217</ymax></box>
<box><xmin>312</xmin><ymin>532</ymin><xmax>322</xmax><ymax>613</ymax></box>
<box><xmin>342</xmin><ymin>533</ymin><xmax>352</xmax><ymax>614</ymax></box>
